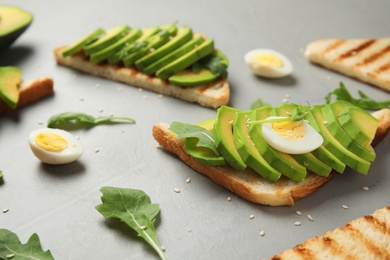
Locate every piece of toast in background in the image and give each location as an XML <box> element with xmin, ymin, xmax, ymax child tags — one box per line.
<box><xmin>305</xmin><ymin>38</ymin><xmax>390</xmax><ymax>92</ymax></box>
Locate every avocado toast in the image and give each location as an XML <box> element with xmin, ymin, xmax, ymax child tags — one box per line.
<box><xmin>53</xmin><ymin>23</ymin><xmax>230</xmax><ymax>109</ymax></box>
<box><xmin>153</xmin><ymin>102</ymin><xmax>390</xmax><ymax>206</ymax></box>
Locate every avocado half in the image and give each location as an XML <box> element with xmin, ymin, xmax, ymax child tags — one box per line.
<box><xmin>0</xmin><ymin>5</ymin><xmax>33</xmax><ymax>51</ymax></box>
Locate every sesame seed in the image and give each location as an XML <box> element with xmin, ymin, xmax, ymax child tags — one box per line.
<box><xmin>228</xmin><ymin>120</ymin><xmax>233</xmax><ymax>125</ymax></box>
<box><xmin>155</xmin><ymin>144</ymin><xmax>162</xmax><ymax>149</ymax></box>
<box><xmin>138</xmin><ymin>88</ymin><xmax>143</xmax><ymax>92</ymax></box>
<box><xmin>79</xmin><ymin>96</ymin><xmax>84</xmax><ymax>101</ymax></box>
<box><xmin>98</xmin><ymin>108</ymin><xmax>104</xmax><ymax>113</ymax></box>
<box><xmin>3</xmin><ymin>208</ymin><xmax>9</xmax><ymax>213</ymax></box>
<box><xmin>294</xmin><ymin>221</ymin><xmax>301</xmax><ymax>226</ymax></box>
<box><xmin>173</xmin><ymin>188</ymin><xmax>180</xmax><ymax>193</ymax></box>
<box><xmin>95</xmin><ymin>83</ymin><xmax>100</xmax><ymax>88</ymax></box>
<box><xmin>186</xmin><ymin>178</ymin><xmax>191</xmax><ymax>183</ymax></box>
<box><xmin>37</xmin><ymin>121</ymin><xmax>43</xmax><ymax>125</ymax></box>
<box><xmin>6</xmin><ymin>253</ymin><xmax>15</xmax><ymax>259</ymax></box>
<box><xmin>227</xmin><ymin>197</ymin><xmax>232</xmax><ymax>201</ymax></box>
<box><xmin>143</xmin><ymin>95</ymin><xmax>148</xmax><ymax>100</ymax></box>
<box><xmin>285</xmin><ymin>94</ymin><xmax>290</xmax><ymax>98</ymax></box>
<box><xmin>117</xmin><ymin>87</ymin><xmax>123</xmax><ymax>91</ymax></box>
<box><xmin>188</xmin><ymin>228</ymin><xmax>192</xmax><ymax>232</ymax></box>
<box><xmin>282</xmin><ymin>98</ymin><xmax>289</xmax><ymax>103</ymax></box>
<box><xmin>361</xmin><ymin>186</ymin><xmax>370</xmax><ymax>191</ymax></box>
<box><xmin>94</xmin><ymin>148</ymin><xmax>100</xmax><ymax>153</ymax></box>
<box><xmin>295</xmin><ymin>210</ymin><xmax>302</xmax><ymax>216</ymax></box>
<box><xmin>160</xmin><ymin>246</ymin><xmax>165</xmax><ymax>251</ymax></box>
<box><xmin>342</xmin><ymin>205</ymin><xmax>349</xmax><ymax>210</ymax></box>
<box><xmin>140</xmin><ymin>225</ymin><xmax>147</xmax><ymax>230</ymax></box>
<box><xmin>249</xmin><ymin>214</ymin><xmax>255</xmax><ymax>219</ymax></box>
<box><xmin>158</xmin><ymin>94</ymin><xmax>163</xmax><ymax>98</ymax></box>
<box><xmin>326</xmin><ymin>75</ymin><xmax>332</xmax><ymax>80</ymax></box>
<box><xmin>307</xmin><ymin>215</ymin><xmax>314</xmax><ymax>222</ymax></box>
<box><xmin>76</xmin><ymin>136</ymin><xmax>80</xmax><ymax>140</ymax></box>
<box><xmin>259</xmin><ymin>230</ymin><xmax>265</xmax><ymax>236</ymax></box>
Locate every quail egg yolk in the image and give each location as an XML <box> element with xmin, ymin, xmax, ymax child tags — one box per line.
<box><xmin>272</xmin><ymin>120</ymin><xmax>306</xmax><ymax>140</ymax></box>
<box><xmin>35</xmin><ymin>132</ymin><xmax>68</xmax><ymax>152</ymax></box>
<box><xmin>251</xmin><ymin>53</ymin><xmax>283</xmax><ymax>68</ymax></box>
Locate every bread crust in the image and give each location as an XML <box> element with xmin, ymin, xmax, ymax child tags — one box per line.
<box><xmin>53</xmin><ymin>47</ymin><xmax>230</xmax><ymax>109</ymax></box>
<box><xmin>305</xmin><ymin>38</ymin><xmax>390</xmax><ymax>92</ymax></box>
<box><xmin>152</xmin><ymin>108</ymin><xmax>390</xmax><ymax>206</ymax></box>
<box><xmin>0</xmin><ymin>77</ymin><xmax>54</xmax><ymax>115</ymax></box>
<box><xmin>271</xmin><ymin>205</ymin><xmax>390</xmax><ymax>259</ymax></box>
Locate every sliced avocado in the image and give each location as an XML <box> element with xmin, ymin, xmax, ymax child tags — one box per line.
<box><xmin>248</xmin><ymin>106</ymin><xmax>307</xmax><ymax>182</ymax></box>
<box><xmin>184</xmin><ymin>137</ymin><xmax>227</xmax><ymax>167</ymax></box>
<box><xmin>168</xmin><ymin>49</ymin><xmax>229</xmax><ymax>87</ymax></box>
<box><xmin>135</xmin><ymin>26</ymin><xmax>193</xmax><ymax>70</ymax></box>
<box><xmin>83</xmin><ymin>25</ymin><xmax>130</xmax><ymax>55</ymax></box>
<box><xmin>307</xmin><ymin>106</ymin><xmax>370</xmax><ymax>174</ymax></box>
<box><xmin>337</xmin><ymin>104</ymin><xmax>378</xmax><ymax>147</ymax></box>
<box><xmin>322</xmin><ymin>102</ymin><xmax>375</xmax><ymax>162</ymax></box>
<box><xmin>0</xmin><ymin>66</ymin><xmax>22</xmax><ymax>109</ymax></box>
<box><xmin>107</xmin><ymin>26</ymin><xmax>161</xmax><ymax>65</ymax></box>
<box><xmin>61</xmin><ymin>28</ymin><xmax>105</xmax><ymax>57</ymax></box>
<box><xmin>233</xmin><ymin>111</ymin><xmax>281</xmax><ymax>182</ymax></box>
<box><xmin>122</xmin><ymin>24</ymin><xmax>177</xmax><ymax>67</ymax></box>
<box><xmin>0</xmin><ymin>5</ymin><xmax>33</xmax><ymax>50</ymax></box>
<box><xmin>196</xmin><ymin>117</ymin><xmax>215</xmax><ymax>131</ymax></box>
<box><xmin>272</xmin><ymin>104</ymin><xmax>332</xmax><ymax>176</ymax></box>
<box><xmin>156</xmin><ymin>39</ymin><xmax>215</xmax><ymax>80</ymax></box>
<box><xmin>143</xmin><ymin>36</ymin><xmax>205</xmax><ymax>76</ymax></box>
<box><xmin>213</xmin><ymin>106</ymin><xmax>246</xmax><ymax>170</ymax></box>
<box><xmin>89</xmin><ymin>28</ymin><xmax>142</xmax><ymax>64</ymax></box>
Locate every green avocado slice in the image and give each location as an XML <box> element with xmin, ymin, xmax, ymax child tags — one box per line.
<box><xmin>107</xmin><ymin>26</ymin><xmax>161</xmax><ymax>65</ymax></box>
<box><xmin>143</xmin><ymin>36</ymin><xmax>205</xmax><ymax>76</ymax></box>
<box><xmin>89</xmin><ymin>28</ymin><xmax>142</xmax><ymax>64</ymax></box>
<box><xmin>233</xmin><ymin>111</ymin><xmax>281</xmax><ymax>182</ymax></box>
<box><xmin>248</xmin><ymin>106</ymin><xmax>307</xmax><ymax>182</ymax></box>
<box><xmin>135</xmin><ymin>26</ymin><xmax>193</xmax><ymax>70</ymax></box>
<box><xmin>61</xmin><ymin>28</ymin><xmax>105</xmax><ymax>57</ymax></box>
<box><xmin>184</xmin><ymin>137</ymin><xmax>227</xmax><ymax>167</ymax></box>
<box><xmin>322</xmin><ymin>102</ymin><xmax>375</xmax><ymax>162</ymax></box>
<box><xmin>0</xmin><ymin>66</ymin><xmax>22</xmax><ymax>109</ymax></box>
<box><xmin>83</xmin><ymin>25</ymin><xmax>130</xmax><ymax>55</ymax></box>
<box><xmin>306</xmin><ymin>106</ymin><xmax>370</xmax><ymax>174</ymax></box>
<box><xmin>156</xmin><ymin>39</ymin><xmax>215</xmax><ymax>80</ymax></box>
<box><xmin>0</xmin><ymin>5</ymin><xmax>33</xmax><ymax>50</ymax></box>
<box><xmin>213</xmin><ymin>106</ymin><xmax>247</xmax><ymax>171</ymax></box>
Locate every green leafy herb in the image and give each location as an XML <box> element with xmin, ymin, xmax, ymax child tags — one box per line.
<box><xmin>192</xmin><ymin>56</ymin><xmax>228</xmax><ymax>78</ymax></box>
<box><xmin>250</xmin><ymin>98</ymin><xmax>271</xmax><ymax>110</ymax></box>
<box><xmin>95</xmin><ymin>187</ymin><xmax>166</xmax><ymax>260</ymax></box>
<box><xmin>325</xmin><ymin>82</ymin><xmax>390</xmax><ymax>109</ymax></box>
<box><xmin>47</xmin><ymin>112</ymin><xmax>135</xmax><ymax>130</ymax></box>
<box><xmin>0</xmin><ymin>229</ymin><xmax>54</xmax><ymax>260</ymax></box>
<box><xmin>0</xmin><ymin>171</ymin><xmax>3</xmax><ymax>184</ymax></box>
<box><xmin>169</xmin><ymin>122</ymin><xmax>219</xmax><ymax>155</ymax></box>
<box><xmin>249</xmin><ymin>104</ymin><xmax>311</xmax><ymax>125</ymax></box>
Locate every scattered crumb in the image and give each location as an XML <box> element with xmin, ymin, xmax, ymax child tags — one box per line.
<box><xmin>259</xmin><ymin>230</ymin><xmax>265</xmax><ymax>237</ymax></box>
<box><xmin>294</xmin><ymin>221</ymin><xmax>301</xmax><ymax>226</ymax></box>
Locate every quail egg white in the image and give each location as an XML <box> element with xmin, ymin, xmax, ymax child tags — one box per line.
<box><xmin>244</xmin><ymin>49</ymin><xmax>293</xmax><ymax>78</ymax></box>
<box><xmin>262</xmin><ymin>117</ymin><xmax>323</xmax><ymax>154</ymax></box>
<box><xmin>29</xmin><ymin>128</ymin><xmax>83</xmax><ymax>164</ymax></box>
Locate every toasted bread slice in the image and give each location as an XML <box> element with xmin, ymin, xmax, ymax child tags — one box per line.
<box><xmin>271</xmin><ymin>205</ymin><xmax>390</xmax><ymax>259</ymax></box>
<box><xmin>152</xmin><ymin>108</ymin><xmax>390</xmax><ymax>206</ymax></box>
<box><xmin>305</xmin><ymin>38</ymin><xmax>390</xmax><ymax>92</ymax></box>
<box><xmin>0</xmin><ymin>77</ymin><xmax>54</xmax><ymax>115</ymax></box>
<box><xmin>53</xmin><ymin>46</ymin><xmax>230</xmax><ymax>109</ymax></box>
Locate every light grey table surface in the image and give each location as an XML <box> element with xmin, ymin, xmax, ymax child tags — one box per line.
<box><xmin>1</xmin><ymin>1</ymin><xmax>390</xmax><ymax>259</ymax></box>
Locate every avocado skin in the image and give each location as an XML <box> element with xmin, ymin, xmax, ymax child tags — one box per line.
<box><xmin>233</xmin><ymin>111</ymin><xmax>281</xmax><ymax>182</ymax></box>
<box><xmin>213</xmin><ymin>106</ymin><xmax>247</xmax><ymax>171</ymax></box>
<box><xmin>0</xmin><ymin>5</ymin><xmax>33</xmax><ymax>51</ymax></box>
<box><xmin>0</xmin><ymin>66</ymin><xmax>22</xmax><ymax>109</ymax></box>
<box><xmin>248</xmin><ymin>106</ymin><xmax>307</xmax><ymax>182</ymax></box>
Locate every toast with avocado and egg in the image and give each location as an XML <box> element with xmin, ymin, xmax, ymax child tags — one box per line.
<box><xmin>271</xmin><ymin>205</ymin><xmax>390</xmax><ymax>259</ymax></box>
<box><xmin>305</xmin><ymin>38</ymin><xmax>390</xmax><ymax>92</ymax></box>
<box><xmin>153</xmin><ymin>102</ymin><xmax>390</xmax><ymax>206</ymax></box>
<box><xmin>0</xmin><ymin>67</ymin><xmax>54</xmax><ymax>115</ymax></box>
<box><xmin>53</xmin><ymin>23</ymin><xmax>230</xmax><ymax>109</ymax></box>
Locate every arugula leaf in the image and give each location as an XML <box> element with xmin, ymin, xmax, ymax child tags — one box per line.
<box><xmin>192</xmin><ymin>56</ymin><xmax>228</xmax><ymax>78</ymax></box>
<box><xmin>169</xmin><ymin>122</ymin><xmax>220</xmax><ymax>155</ymax></box>
<box><xmin>47</xmin><ymin>112</ymin><xmax>135</xmax><ymax>130</ymax></box>
<box><xmin>325</xmin><ymin>82</ymin><xmax>390</xmax><ymax>109</ymax></box>
<box><xmin>250</xmin><ymin>98</ymin><xmax>271</xmax><ymax>110</ymax></box>
<box><xmin>0</xmin><ymin>229</ymin><xmax>54</xmax><ymax>260</ymax></box>
<box><xmin>96</xmin><ymin>187</ymin><xmax>166</xmax><ymax>260</ymax></box>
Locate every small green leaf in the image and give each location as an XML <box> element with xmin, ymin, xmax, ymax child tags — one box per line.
<box><xmin>325</xmin><ymin>82</ymin><xmax>390</xmax><ymax>109</ymax></box>
<box><xmin>0</xmin><ymin>229</ymin><xmax>54</xmax><ymax>260</ymax></box>
<box><xmin>96</xmin><ymin>187</ymin><xmax>166</xmax><ymax>260</ymax></box>
<box><xmin>250</xmin><ymin>99</ymin><xmax>271</xmax><ymax>110</ymax></box>
<box><xmin>169</xmin><ymin>122</ymin><xmax>220</xmax><ymax>155</ymax></box>
<box><xmin>47</xmin><ymin>112</ymin><xmax>135</xmax><ymax>130</ymax></box>
<box><xmin>192</xmin><ymin>55</ymin><xmax>228</xmax><ymax>78</ymax></box>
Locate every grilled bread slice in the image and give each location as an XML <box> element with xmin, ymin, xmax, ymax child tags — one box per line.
<box><xmin>152</xmin><ymin>108</ymin><xmax>390</xmax><ymax>206</ymax></box>
<box><xmin>53</xmin><ymin>46</ymin><xmax>230</xmax><ymax>109</ymax></box>
<box><xmin>271</xmin><ymin>205</ymin><xmax>390</xmax><ymax>259</ymax></box>
<box><xmin>305</xmin><ymin>38</ymin><xmax>390</xmax><ymax>92</ymax></box>
<box><xmin>0</xmin><ymin>77</ymin><xmax>54</xmax><ymax>115</ymax></box>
